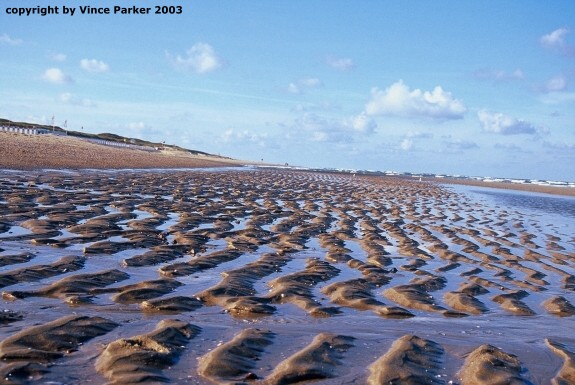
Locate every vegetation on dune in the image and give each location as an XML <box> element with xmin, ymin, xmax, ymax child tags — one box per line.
<box><xmin>0</xmin><ymin>118</ymin><xmax>218</xmax><ymax>158</ymax></box>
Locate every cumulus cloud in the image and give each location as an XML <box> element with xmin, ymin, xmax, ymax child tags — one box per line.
<box><xmin>326</xmin><ymin>55</ymin><xmax>355</xmax><ymax>71</ymax></box>
<box><xmin>59</xmin><ymin>93</ymin><xmax>96</xmax><ymax>107</ymax></box>
<box><xmin>167</xmin><ymin>43</ymin><xmax>222</xmax><ymax>74</ymax></box>
<box><xmin>399</xmin><ymin>131</ymin><xmax>433</xmax><ymax>151</ymax></box>
<box><xmin>540</xmin><ymin>27</ymin><xmax>573</xmax><ymax>56</ymax></box>
<box><xmin>80</xmin><ymin>58</ymin><xmax>110</xmax><ymax>73</ymax></box>
<box><xmin>345</xmin><ymin>112</ymin><xmax>377</xmax><ymax>134</ymax></box>
<box><xmin>283</xmin><ymin>113</ymin><xmax>345</xmax><ymax>143</ymax></box>
<box><xmin>540</xmin><ymin>27</ymin><xmax>569</xmax><ymax>48</ymax></box>
<box><xmin>0</xmin><ymin>33</ymin><xmax>23</xmax><ymax>45</ymax></box>
<box><xmin>284</xmin><ymin>111</ymin><xmax>376</xmax><ymax>144</ymax></box>
<box><xmin>365</xmin><ymin>80</ymin><xmax>466</xmax><ymax>120</ymax></box>
<box><xmin>287</xmin><ymin>78</ymin><xmax>322</xmax><ymax>94</ymax></box>
<box><xmin>42</xmin><ymin>68</ymin><xmax>73</xmax><ymax>84</ymax></box>
<box><xmin>478</xmin><ymin>110</ymin><xmax>538</xmax><ymax>135</ymax></box>
<box><xmin>290</xmin><ymin>113</ymin><xmax>334</xmax><ymax>142</ymax></box>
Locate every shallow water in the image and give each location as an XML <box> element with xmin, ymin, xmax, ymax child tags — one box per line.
<box><xmin>0</xmin><ymin>169</ymin><xmax>573</xmax><ymax>384</ymax></box>
<box><xmin>448</xmin><ymin>183</ymin><xmax>575</xmax><ymax>220</ymax></box>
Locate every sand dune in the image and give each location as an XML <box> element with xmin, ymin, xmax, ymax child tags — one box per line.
<box><xmin>0</xmin><ymin>132</ymin><xmax>244</xmax><ymax>170</ymax></box>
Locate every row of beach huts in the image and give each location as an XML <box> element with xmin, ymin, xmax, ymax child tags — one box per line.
<box><xmin>0</xmin><ymin>125</ymin><xmax>53</xmax><ymax>135</ymax></box>
<box><xmin>0</xmin><ymin>125</ymin><xmax>158</xmax><ymax>152</ymax></box>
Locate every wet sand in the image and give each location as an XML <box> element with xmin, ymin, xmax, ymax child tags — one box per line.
<box><xmin>1</xmin><ymin>168</ymin><xmax>574</xmax><ymax>384</ymax></box>
<box><xmin>433</xmin><ymin>177</ymin><xmax>575</xmax><ymax>198</ymax></box>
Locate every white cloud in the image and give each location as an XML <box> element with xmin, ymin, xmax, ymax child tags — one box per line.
<box><xmin>365</xmin><ymin>80</ymin><xmax>466</xmax><ymax>120</ymax></box>
<box><xmin>42</xmin><ymin>68</ymin><xmax>73</xmax><ymax>84</ymax></box>
<box><xmin>493</xmin><ymin>143</ymin><xmax>527</xmax><ymax>153</ymax></box>
<box><xmin>540</xmin><ymin>27</ymin><xmax>569</xmax><ymax>48</ymax></box>
<box><xmin>290</xmin><ymin>101</ymin><xmax>339</xmax><ymax>113</ymax></box>
<box><xmin>542</xmin><ymin>140</ymin><xmax>575</xmax><ymax>151</ymax></box>
<box><xmin>59</xmin><ymin>93</ymin><xmax>73</xmax><ymax>103</ymax></box>
<box><xmin>406</xmin><ymin>131</ymin><xmax>433</xmax><ymax>139</ymax></box>
<box><xmin>473</xmin><ymin>68</ymin><xmax>524</xmax><ymax>82</ymax></box>
<box><xmin>300</xmin><ymin>78</ymin><xmax>321</xmax><ymax>88</ymax></box>
<box><xmin>540</xmin><ymin>91</ymin><xmax>575</xmax><ymax>105</ymax></box>
<box><xmin>287</xmin><ymin>78</ymin><xmax>322</xmax><ymax>94</ymax></box>
<box><xmin>128</xmin><ymin>122</ymin><xmax>146</xmax><ymax>130</ymax></box>
<box><xmin>222</xmin><ymin>128</ymin><xmax>268</xmax><ymax>146</ymax></box>
<box><xmin>399</xmin><ymin>131</ymin><xmax>433</xmax><ymax>151</ymax></box>
<box><xmin>284</xmin><ymin>111</ymin><xmax>375</xmax><ymax>144</ymax></box>
<box><xmin>287</xmin><ymin>83</ymin><xmax>301</xmax><ymax>94</ymax></box>
<box><xmin>0</xmin><ymin>33</ymin><xmax>22</xmax><ymax>46</ymax></box>
<box><xmin>326</xmin><ymin>55</ymin><xmax>355</xmax><ymax>71</ymax></box>
<box><xmin>346</xmin><ymin>112</ymin><xmax>377</xmax><ymax>134</ymax></box>
<box><xmin>292</xmin><ymin>113</ymin><xmax>329</xmax><ymax>135</ymax></box>
<box><xmin>477</xmin><ymin>110</ymin><xmax>538</xmax><ymax>135</ymax></box>
<box><xmin>312</xmin><ymin>131</ymin><xmax>329</xmax><ymax>142</ymax></box>
<box><xmin>540</xmin><ymin>27</ymin><xmax>573</xmax><ymax>56</ymax></box>
<box><xmin>59</xmin><ymin>93</ymin><xmax>96</xmax><ymax>107</ymax></box>
<box><xmin>167</xmin><ymin>43</ymin><xmax>222</xmax><ymax>74</ymax></box>
<box><xmin>443</xmin><ymin>139</ymin><xmax>479</xmax><ymax>150</ymax></box>
<box><xmin>80</xmin><ymin>58</ymin><xmax>110</xmax><ymax>73</ymax></box>
<box><xmin>283</xmin><ymin>113</ymin><xmax>342</xmax><ymax>143</ymax></box>
<box><xmin>400</xmin><ymin>138</ymin><xmax>413</xmax><ymax>151</ymax></box>
<box><xmin>50</xmin><ymin>53</ymin><xmax>67</xmax><ymax>62</ymax></box>
<box><xmin>542</xmin><ymin>75</ymin><xmax>567</xmax><ymax>93</ymax></box>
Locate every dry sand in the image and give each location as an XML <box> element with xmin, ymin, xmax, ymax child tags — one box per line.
<box><xmin>0</xmin><ymin>167</ymin><xmax>574</xmax><ymax>384</ymax></box>
<box><xmin>0</xmin><ymin>132</ymin><xmax>246</xmax><ymax>169</ymax></box>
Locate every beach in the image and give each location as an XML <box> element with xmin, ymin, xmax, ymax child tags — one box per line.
<box><xmin>0</xmin><ymin>132</ymin><xmax>245</xmax><ymax>170</ymax></box>
<box><xmin>0</xmin><ymin>134</ymin><xmax>575</xmax><ymax>384</ymax></box>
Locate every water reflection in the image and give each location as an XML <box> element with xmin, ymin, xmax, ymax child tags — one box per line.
<box><xmin>471</xmin><ymin>189</ymin><xmax>575</xmax><ymax>218</ymax></box>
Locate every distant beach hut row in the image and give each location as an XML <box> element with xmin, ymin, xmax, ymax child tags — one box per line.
<box><xmin>1</xmin><ymin>125</ymin><xmax>158</xmax><ymax>152</ymax></box>
<box><xmin>85</xmin><ymin>138</ymin><xmax>159</xmax><ymax>152</ymax></box>
<box><xmin>0</xmin><ymin>126</ymin><xmax>51</xmax><ymax>135</ymax></box>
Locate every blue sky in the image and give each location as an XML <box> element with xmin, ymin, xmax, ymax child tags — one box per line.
<box><xmin>1</xmin><ymin>1</ymin><xmax>574</xmax><ymax>180</ymax></box>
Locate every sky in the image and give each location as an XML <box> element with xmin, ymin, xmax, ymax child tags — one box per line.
<box><xmin>1</xmin><ymin>1</ymin><xmax>574</xmax><ymax>181</ymax></box>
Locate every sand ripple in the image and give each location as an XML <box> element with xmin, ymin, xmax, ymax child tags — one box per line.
<box><xmin>96</xmin><ymin>319</ymin><xmax>200</xmax><ymax>385</ymax></box>
<box><xmin>368</xmin><ymin>335</ymin><xmax>444</xmax><ymax>384</ymax></box>
<box><xmin>0</xmin><ymin>169</ymin><xmax>573</xmax><ymax>383</ymax></box>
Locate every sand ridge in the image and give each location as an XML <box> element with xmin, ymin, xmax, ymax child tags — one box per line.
<box><xmin>0</xmin><ymin>169</ymin><xmax>574</xmax><ymax>383</ymax></box>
